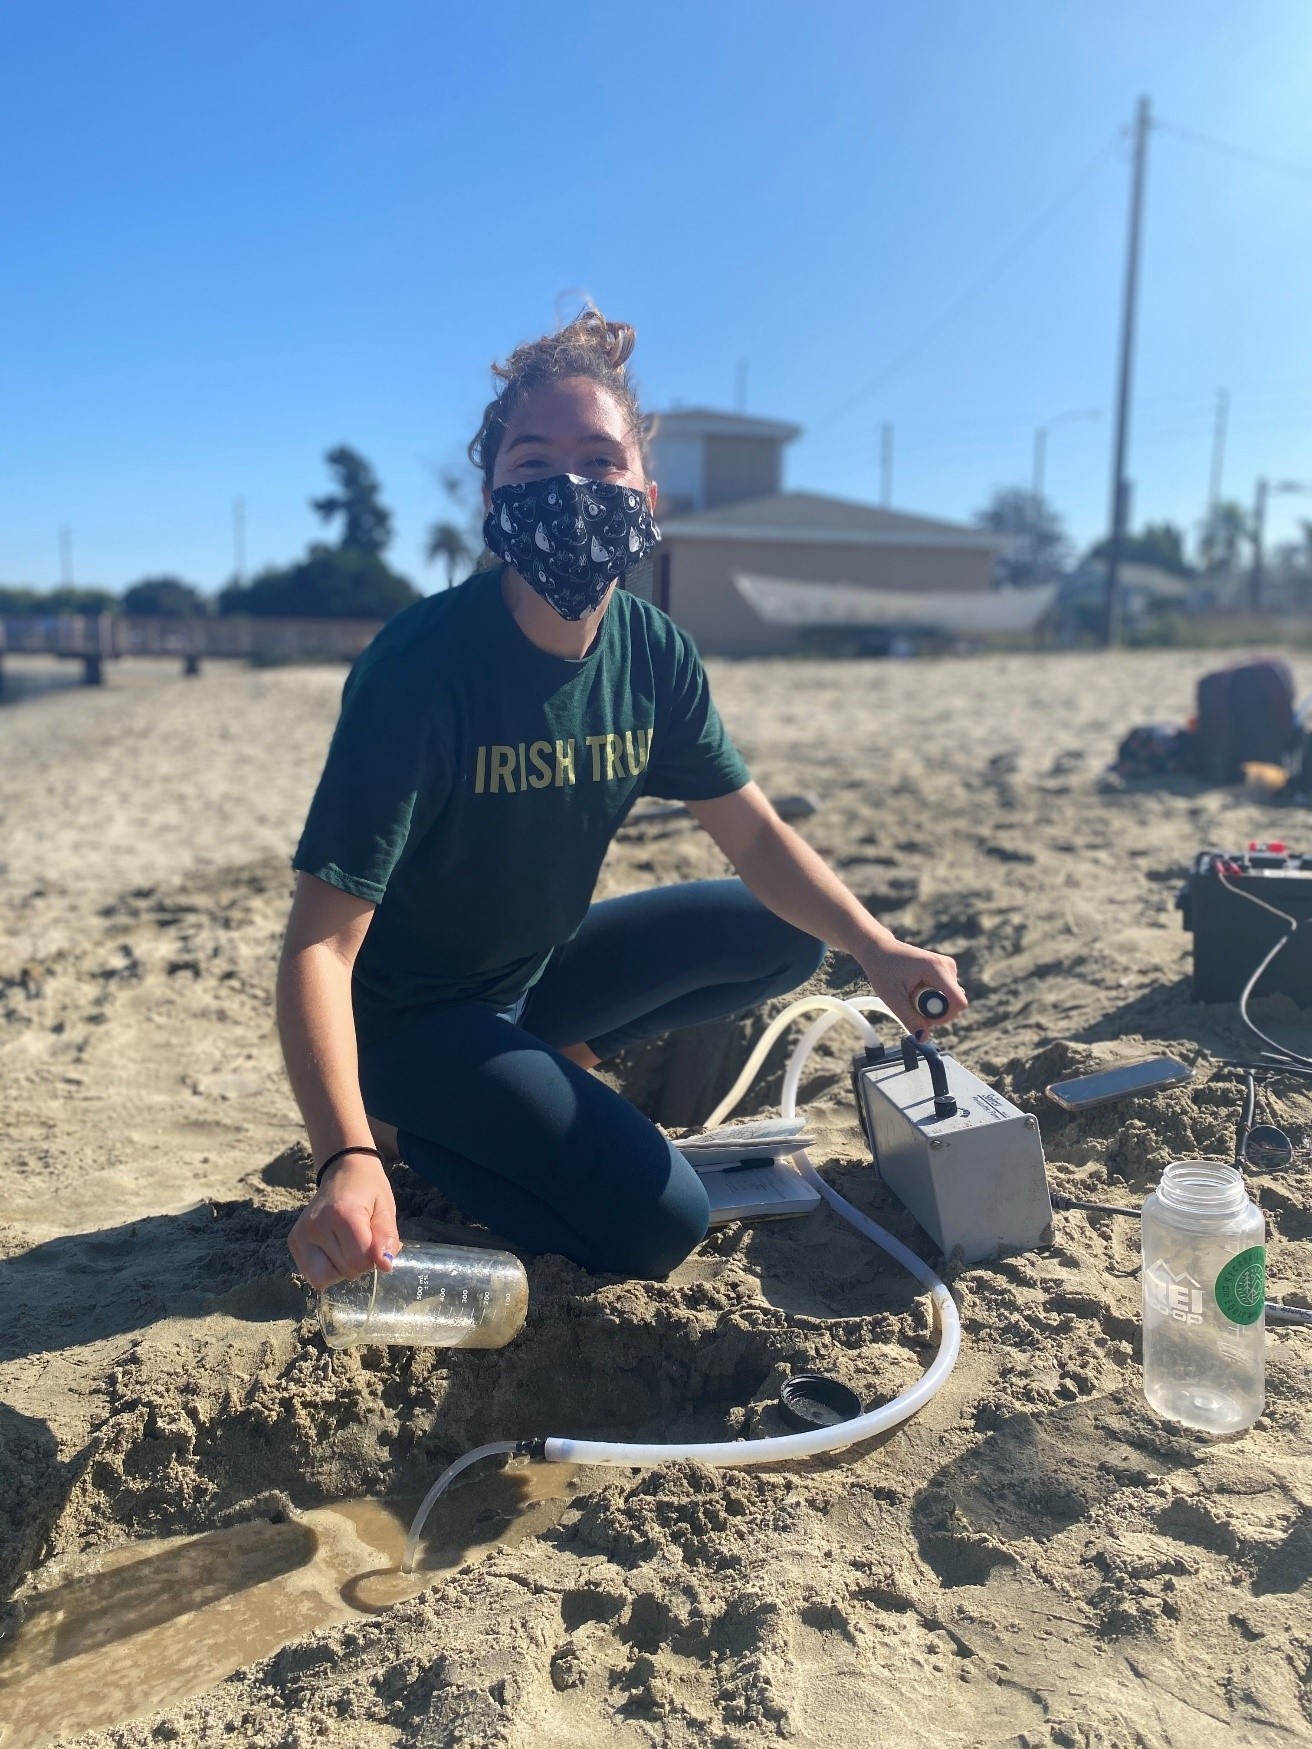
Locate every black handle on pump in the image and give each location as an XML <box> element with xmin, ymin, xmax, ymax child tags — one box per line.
<box><xmin>899</xmin><ymin>1033</ymin><xmax>958</xmax><ymax>1119</ymax></box>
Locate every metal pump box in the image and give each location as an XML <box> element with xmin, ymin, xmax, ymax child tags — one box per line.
<box><xmin>853</xmin><ymin>1048</ymin><xmax>1052</xmax><ymax>1265</ymax></box>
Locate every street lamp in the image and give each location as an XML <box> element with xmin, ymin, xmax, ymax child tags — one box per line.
<box><xmin>1029</xmin><ymin>409</ymin><xmax>1099</xmax><ymax>584</ymax></box>
<box><xmin>1032</xmin><ymin>408</ymin><xmax>1101</xmax><ymax>505</ymax></box>
<box><xmin>1251</xmin><ymin>477</ymin><xmax>1311</xmax><ymax>612</ymax></box>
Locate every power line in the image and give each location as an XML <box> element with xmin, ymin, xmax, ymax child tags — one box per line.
<box><xmin>805</xmin><ymin>114</ymin><xmax>1306</xmax><ymax>455</ymax></box>
<box><xmin>802</xmin><ymin>383</ymin><xmax>1312</xmax><ymax>474</ymax></box>
<box><xmin>810</xmin><ymin>404</ymin><xmax>1312</xmax><ymax>480</ymax></box>
<box><xmin>839</xmin><ymin>382</ymin><xmax>1312</xmax><ymax>446</ymax></box>
<box><xmin>1156</xmin><ymin>117</ymin><xmax>1312</xmax><ymax>186</ymax></box>
<box><xmin>815</xmin><ymin>134</ymin><xmax>1121</xmax><ymax>432</ymax></box>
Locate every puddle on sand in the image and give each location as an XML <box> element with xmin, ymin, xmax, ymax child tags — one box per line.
<box><xmin>0</xmin><ymin>1462</ymin><xmax>580</xmax><ymax>1749</ymax></box>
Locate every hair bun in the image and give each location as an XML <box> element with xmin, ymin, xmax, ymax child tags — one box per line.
<box><xmin>575</xmin><ymin>310</ymin><xmax>636</xmax><ymax>370</ymax></box>
<box><xmin>470</xmin><ymin>305</ymin><xmax>647</xmax><ymax>483</ymax></box>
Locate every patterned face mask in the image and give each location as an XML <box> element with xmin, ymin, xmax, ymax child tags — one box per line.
<box><xmin>483</xmin><ymin>473</ymin><xmax>660</xmax><ymax>621</ymax></box>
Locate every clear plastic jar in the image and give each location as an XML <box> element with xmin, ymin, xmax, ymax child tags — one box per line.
<box><xmin>1141</xmin><ymin>1161</ymin><xmax>1265</xmax><ymax>1434</ymax></box>
<box><xmin>317</xmin><ymin>1243</ymin><xmax>529</xmax><ymax>1351</ymax></box>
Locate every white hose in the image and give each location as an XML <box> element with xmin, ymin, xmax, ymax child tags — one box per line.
<box><xmin>545</xmin><ymin>995</ymin><xmax>961</xmax><ymax>1466</ymax></box>
<box><xmin>403</xmin><ymin>1440</ymin><xmax>519</xmax><ymax>1574</ymax></box>
<box><xmin>403</xmin><ymin>995</ymin><xmax>963</xmax><ymax>1565</ymax></box>
<box><xmin>702</xmin><ymin>993</ymin><xmax>882</xmax><ymax>1131</ymax></box>
<box><xmin>1216</xmin><ymin>867</ymin><xmax>1312</xmax><ymax>1068</ymax></box>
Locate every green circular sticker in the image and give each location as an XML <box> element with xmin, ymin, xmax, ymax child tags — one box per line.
<box><xmin>1215</xmin><ymin>1247</ymin><xmax>1266</xmax><ymax>1326</ymax></box>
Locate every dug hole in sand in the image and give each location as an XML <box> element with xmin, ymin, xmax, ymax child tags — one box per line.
<box><xmin>0</xmin><ymin>649</ymin><xmax>1309</xmax><ymax>1748</ymax></box>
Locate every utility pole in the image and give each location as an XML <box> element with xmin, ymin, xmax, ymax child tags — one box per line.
<box><xmin>233</xmin><ymin>497</ymin><xmax>247</xmax><ymax>584</ymax></box>
<box><xmin>880</xmin><ymin>422</ymin><xmax>894</xmax><ymax>507</ymax></box>
<box><xmin>734</xmin><ymin>359</ymin><xmax>748</xmax><ymax>413</ymax></box>
<box><xmin>1031</xmin><ymin>430</ymin><xmax>1049</xmax><ymax>584</ymax></box>
<box><xmin>1032</xmin><ymin>427</ymin><xmax>1048</xmax><ymax>506</ymax></box>
<box><xmin>1250</xmin><ymin>477</ymin><xmax>1311</xmax><ymax>613</ymax></box>
<box><xmin>1250</xmin><ymin>476</ymin><xmax>1268</xmax><ymax>613</ymax></box>
<box><xmin>1207</xmin><ymin>387</ymin><xmax>1229</xmax><ymax>513</ymax></box>
<box><xmin>1101</xmin><ymin>95</ymin><xmax>1151</xmax><ymax>647</ymax></box>
<box><xmin>59</xmin><ymin>525</ymin><xmax>74</xmax><ymax>586</ymax></box>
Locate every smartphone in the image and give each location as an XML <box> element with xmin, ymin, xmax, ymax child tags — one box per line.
<box><xmin>1045</xmin><ymin>1055</ymin><xmax>1193</xmax><ymax>1111</ymax></box>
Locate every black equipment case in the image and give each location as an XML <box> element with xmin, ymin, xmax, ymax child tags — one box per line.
<box><xmin>1177</xmin><ymin>843</ymin><xmax>1312</xmax><ymax>1004</ymax></box>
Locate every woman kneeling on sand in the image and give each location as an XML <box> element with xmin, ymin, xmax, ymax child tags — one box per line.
<box><xmin>279</xmin><ymin>310</ymin><xmax>966</xmax><ymax>1290</ymax></box>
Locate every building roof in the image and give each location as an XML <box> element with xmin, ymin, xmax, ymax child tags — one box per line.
<box><xmin>659</xmin><ymin>490</ymin><xmax>1004</xmax><ymax>552</ymax></box>
<box><xmin>652</xmin><ymin>407</ymin><xmax>802</xmax><ymax>443</ymax></box>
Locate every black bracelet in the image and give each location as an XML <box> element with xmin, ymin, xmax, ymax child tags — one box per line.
<box><xmin>315</xmin><ymin>1145</ymin><xmax>385</xmax><ymax>1188</ymax></box>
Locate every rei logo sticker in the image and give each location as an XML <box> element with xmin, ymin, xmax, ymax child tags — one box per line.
<box><xmin>1214</xmin><ymin>1247</ymin><xmax>1266</xmax><ymax>1326</ymax></box>
<box><xmin>1144</xmin><ymin>1260</ymin><xmax>1204</xmax><ymax>1325</ymax></box>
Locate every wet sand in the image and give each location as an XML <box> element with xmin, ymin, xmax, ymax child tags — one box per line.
<box><xmin>0</xmin><ymin>648</ymin><xmax>1309</xmax><ymax>1748</ymax></box>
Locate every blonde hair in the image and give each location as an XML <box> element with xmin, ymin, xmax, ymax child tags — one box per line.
<box><xmin>468</xmin><ymin>308</ymin><xmax>651</xmax><ymax>485</ymax></box>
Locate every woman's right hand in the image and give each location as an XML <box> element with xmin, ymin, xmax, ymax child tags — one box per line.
<box><xmin>288</xmin><ymin>1154</ymin><xmax>402</xmax><ymax>1290</ymax></box>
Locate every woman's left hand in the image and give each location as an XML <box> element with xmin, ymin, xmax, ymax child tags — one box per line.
<box><xmin>858</xmin><ymin>937</ymin><xmax>967</xmax><ymax>1035</ymax></box>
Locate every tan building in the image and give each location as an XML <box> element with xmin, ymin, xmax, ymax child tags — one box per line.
<box><xmin>631</xmin><ymin>407</ymin><xmax>1001</xmax><ymax>656</ymax></box>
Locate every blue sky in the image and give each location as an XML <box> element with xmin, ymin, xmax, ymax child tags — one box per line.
<box><xmin>4</xmin><ymin>1</ymin><xmax>1311</xmax><ymax>591</ymax></box>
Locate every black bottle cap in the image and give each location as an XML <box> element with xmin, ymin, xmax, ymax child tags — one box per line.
<box><xmin>778</xmin><ymin>1372</ymin><xmax>863</xmax><ymax>1431</ymax></box>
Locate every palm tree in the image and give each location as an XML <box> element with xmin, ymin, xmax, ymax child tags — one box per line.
<box><xmin>1197</xmin><ymin>500</ymin><xmax>1249</xmax><ymax>573</ymax></box>
<box><xmin>425</xmin><ymin>521</ymin><xmax>475</xmax><ymax>590</ymax></box>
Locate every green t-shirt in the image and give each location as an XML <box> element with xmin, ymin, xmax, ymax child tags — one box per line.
<box><xmin>292</xmin><ymin>566</ymin><xmax>750</xmax><ymax>1047</ymax></box>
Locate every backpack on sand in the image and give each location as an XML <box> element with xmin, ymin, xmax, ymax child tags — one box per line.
<box><xmin>1113</xmin><ymin>722</ymin><xmax>1197</xmax><ymax>781</ymax></box>
<box><xmin>1195</xmin><ymin>658</ymin><xmax>1296</xmax><ymax>784</ymax></box>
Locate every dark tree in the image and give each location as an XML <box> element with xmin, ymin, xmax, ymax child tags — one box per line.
<box><xmin>310</xmin><ymin>446</ymin><xmax>394</xmax><ymax>554</ymax></box>
<box><xmin>0</xmin><ymin>586</ymin><xmax>119</xmax><ymax>614</ymax></box>
<box><xmin>219</xmin><ymin>545</ymin><xmax>419</xmax><ymax>620</ymax></box>
<box><xmin>1196</xmin><ymin>500</ymin><xmax>1250</xmax><ymax>573</ymax></box>
<box><xmin>1086</xmin><ymin>521</ymin><xmax>1191</xmax><ymax>576</ymax></box>
<box><xmin>974</xmin><ymin>487</ymin><xmax>1071</xmax><ymax>588</ymax></box>
<box><xmin>221</xmin><ymin>447</ymin><xmax>417</xmax><ymax>618</ymax></box>
<box><xmin>122</xmin><ymin>576</ymin><xmax>207</xmax><ymax>616</ymax></box>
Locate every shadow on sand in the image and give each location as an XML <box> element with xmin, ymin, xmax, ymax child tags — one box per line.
<box><xmin>0</xmin><ymin>1202</ymin><xmax>300</xmax><ymax>1368</ymax></box>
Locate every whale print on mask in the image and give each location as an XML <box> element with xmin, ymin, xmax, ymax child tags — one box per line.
<box><xmin>483</xmin><ymin>473</ymin><xmax>660</xmax><ymax>620</ymax></box>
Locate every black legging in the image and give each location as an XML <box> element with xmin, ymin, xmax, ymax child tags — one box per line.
<box><xmin>357</xmin><ymin>880</ymin><xmax>824</xmax><ymax>1277</ymax></box>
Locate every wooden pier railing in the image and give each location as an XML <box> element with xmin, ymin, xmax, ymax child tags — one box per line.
<box><xmin>0</xmin><ymin>613</ymin><xmax>384</xmax><ymax>689</ymax></box>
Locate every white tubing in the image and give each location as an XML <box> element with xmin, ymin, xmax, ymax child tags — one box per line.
<box><xmin>542</xmin><ymin>997</ymin><xmax>961</xmax><ymax>1467</ymax></box>
<box><xmin>779</xmin><ymin>994</ymin><xmax>904</xmax><ymax>1122</ymax></box>
<box><xmin>404</xmin><ymin>996</ymin><xmax>963</xmax><ymax>1568</ymax></box>
<box><xmin>1239</xmin><ymin>931</ymin><xmax>1312</xmax><ymax>1068</ymax></box>
<box><xmin>702</xmin><ymin>994</ymin><xmax>881</xmax><ymax>1132</ymax></box>
<box><xmin>403</xmin><ymin>1440</ymin><xmax>520</xmax><ymax>1573</ymax></box>
<box><xmin>1216</xmin><ymin>867</ymin><xmax>1312</xmax><ymax>1068</ymax></box>
<box><xmin>543</xmin><ymin>1269</ymin><xmax>960</xmax><ymax>1465</ymax></box>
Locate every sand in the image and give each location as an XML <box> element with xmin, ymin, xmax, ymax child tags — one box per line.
<box><xmin>0</xmin><ymin>646</ymin><xmax>1309</xmax><ymax>1749</ymax></box>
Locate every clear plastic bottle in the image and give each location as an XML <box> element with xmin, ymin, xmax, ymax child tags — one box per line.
<box><xmin>1141</xmin><ymin>1161</ymin><xmax>1265</xmax><ymax>1434</ymax></box>
<box><xmin>317</xmin><ymin>1243</ymin><xmax>529</xmax><ymax>1351</ymax></box>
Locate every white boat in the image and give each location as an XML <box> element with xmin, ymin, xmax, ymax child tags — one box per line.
<box><xmin>732</xmin><ymin>571</ymin><xmax>1058</xmax><ymax>637</ymax></box>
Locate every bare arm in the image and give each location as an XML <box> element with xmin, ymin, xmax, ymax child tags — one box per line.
<box><xmin>688</xmin><ymin>782</ymin><xmax>967</xmax><ymax>1034</ymax></box>
<box><xmin>277</xmin><ymin>872</ymin><xmax>401</xmax><ymax>1289</ymax></box>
